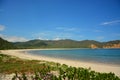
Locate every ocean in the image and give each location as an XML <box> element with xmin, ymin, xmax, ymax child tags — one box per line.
<box><xmin>28</xmin><ymin>49</ymin><xmax>120</xmax><ymax>65</ymax></box>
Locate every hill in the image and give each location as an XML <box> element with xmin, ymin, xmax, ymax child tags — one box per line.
<box><xmin>14</xmin><ymin>39</ymin><xmax>101</xmax><ymax>48</ymax></box>
<box><xmin>0</xmin><ymin>37</ymin><xmax>16</xmax><ymax>50</ymax></box>
<box><xmin>14</xmin><ymin>39</ymin><xmax>47</xmax><ymax>49</ymax></box>
<box><xmin>0</xmin><ymin>37</ymin><xmax>120</xmax><ymax>49</ymax></box>
<box><xmin>13</xmin><ymin>39</ymin><xmax>120</xmax><ymax>49</ymax></box>
<box><xmin>103</xmin><ymin>40</ymin><xmax>120</xmax><ymax>48</ymax></box>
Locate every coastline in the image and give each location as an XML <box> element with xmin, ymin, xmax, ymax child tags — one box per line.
<box><xmin>1</xmin><ymin>49</ymin><xmax>120</xmax><ymax>77</ymax></box>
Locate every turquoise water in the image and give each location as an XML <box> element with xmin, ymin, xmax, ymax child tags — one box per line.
<box><xmin>28</xmin><ymin>49</ymin><xmax>120</xmax><ymax>65</ymax></box>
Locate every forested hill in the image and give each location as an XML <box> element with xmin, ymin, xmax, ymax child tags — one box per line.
<box><xmin>0</xmin><ymin>37</ymin><xmax>120</xmax><ymax>49</ymax></box>
<box><xmin>14</xmin><ymin>39</ymin><xmax>101</xmax><ymax>48</ymax></box>
<box><xmin>0</xmin><ymin>37</ymin><xmax>16</xmax><ymax>50</ymax></box>
<box><xmin>13</xmin><ymin>39</ymin><xmax>120</xmax><ymax>49</ymax></box>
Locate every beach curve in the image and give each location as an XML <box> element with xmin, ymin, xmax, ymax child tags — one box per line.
<box><xmin>1</xmin><ymin>49</ymin><xmax>120</xmax><ymax>77</ymax></box>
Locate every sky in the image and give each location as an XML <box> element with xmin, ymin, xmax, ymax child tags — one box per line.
<box><xmin>0</xmin><ymin>0</ymin><xmax>120</xmax><ymax>42</ymax></box>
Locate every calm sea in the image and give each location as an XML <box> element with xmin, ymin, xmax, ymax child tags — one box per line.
<box><xmin>28</xmin><ymin>49</ymin><xmax>120</xmax><ymax>65</ymax></box>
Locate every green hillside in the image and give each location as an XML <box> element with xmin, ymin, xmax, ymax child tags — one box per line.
<box><xmin>0</xmin><ymin>37</ymin><xmax>16</xmax><ymax>50</ymax></box>
<box><xmin>13</xmin><ymin>39</ymin><xmax>101</xmax><ymax>48</ymax></box>
<box><xmin>13</xmin><ymin>39</ymin><xmax>120</xmax><ymax>49</ymax></box>
<box><xmin>14</xmin><ymin>39</ymin><xmax>47</xmax><ymax>49</ymax></box>
<box><xmin>0</xmin><ymin>37</ymin><xmax>120</xmax><ymax>49</ymax></box>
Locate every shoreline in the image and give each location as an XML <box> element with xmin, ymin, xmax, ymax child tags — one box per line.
<box><xmin>1</xmin><ymin>49</ymin><xmax>120</xmax><ymax>77</ymax></box>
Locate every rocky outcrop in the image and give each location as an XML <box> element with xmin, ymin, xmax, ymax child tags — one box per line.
<box><xmin>90</xmin><ymin>43</ymin><xmax>120</xmax><ymax>49</ymax></box>
<box><xmin>90</xmin><ymin>44</ymin><xmax>98</xmax><ymax>49</ymax></box>
<box><xmin>103</xmin><ymin>43</ymin><xmax>120</xmax><ymax>48</ymax></box>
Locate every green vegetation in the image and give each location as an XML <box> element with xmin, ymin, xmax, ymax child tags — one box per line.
<box><xmin>14</xmin><ymin>39</ymin><xmax>102</xmax><ymax>48</ymax></box>
<box><xmin>14</xmin><ymin>39</ymin><xmax>120</xmax><ymax>49</ymax></box>
<box><xmin>14</xmin><ymin>39</ymin><xmax>47</xmax><ymax>49</ymax></box>
<box><xmin>0</xmin><ymin>37</ymin><xmax>120</xmax><ymax>49</ymax></box>
<box><xmin>0</xmin><ymin>37</ymin><xmax>16</xmax><ymax>50</ymax></box>
<box><xmin>0</xmin><ymin>53</ymin><xmax>120</xmax><ymax>80</ymax></box>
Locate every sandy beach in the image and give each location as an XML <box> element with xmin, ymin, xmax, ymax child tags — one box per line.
<box><xmin>1</xmin><ymin>49</ymin><xmax>120</xmax><ymax>77</ymax></box>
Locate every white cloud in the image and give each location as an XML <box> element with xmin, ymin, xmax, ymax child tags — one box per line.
<box><xmin>6</xmin><ymin>36</ymin><xmax>28</xmax><ymax>42</ymax></box>
<box><xmin>53</xmin><ymin>37</ymin><xmax>61</xmax><ymax>40</ymax></box>
<box><xmin>33</xmin><ymin>30</ymin><xmax>84</xmax><ymax>41</ymax></box>
<box><xmin>38</xmin><ymin>37</ymin><xmax>43</xmax><ymax>40</ymax></box>
<box><xmin>113</xmin><ymin>33</ymin><xmax>120</xmax><ymax>37</ymax></box>
<box><xmin>101</xmin><ymin>20</ymin><xmax>120</xmax><ymax>25</ymax></box>
<box><xmin>96</xmin><ymin>36</ymin><xmax>104</xmax><ymax>41</ymax></box>
<box><xmin>56</xmin><ymin>27</ymin><xmax>77</xmax><ymax>31</ymax></box>
<box><xmin>94</xmin><ymin>30</ymin><xmax>103</xmax><ymax>32</ymax></box>
<box><xmin>0</xmin><ymin>34</ymin><xmax>28</xmax><ymax>42</ymax></box>
<box><xmin>33</xmin><ymin>31</ymin><xmax>52</xmax><ymax>40</ymax></box>
<box><xmin>33</xmin><ymin>31</ymin><xmax>73</xmax><ymax>40</ymax></box>
<box><xmin>38</xmin><ymin>37</ymin><xmax>49</xmax><ymax>40</ymax></box>
<box><xmin>0</xmin><ymin>25</ymin><xmax>5</xmax><ymax>31</ymax></box>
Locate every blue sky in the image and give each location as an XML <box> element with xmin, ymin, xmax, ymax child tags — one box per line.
<box><xmin>0</xmin><ymin>0</ymin><xmax>120</xmax><ymax>42</ymax></box>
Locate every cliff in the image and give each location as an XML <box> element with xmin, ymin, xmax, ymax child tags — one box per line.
<box><xmin>90</xmin><ymin>44</ymin><xmax>98</xmax><ymax>49</ymax></box>
<box><xmin>103</xmin><ymin>43</ymin><xmax>120</xmax><ymax>48</ymax></box>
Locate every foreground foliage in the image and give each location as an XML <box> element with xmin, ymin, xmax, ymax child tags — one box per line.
<box><xmin>0</xmin><ymin>54</ymin><xmax>120</xmax><ymax>80</ymax></box>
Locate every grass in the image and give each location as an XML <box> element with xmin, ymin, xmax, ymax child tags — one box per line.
<box><xmin>0</xmin><ymin>53</ymin><xmax>120</xmax><ymax>80</ymax></box>
<box><xmin>0</xmin><ymin>54</ymin><xmax>58</xmax><ymax>74</ymax></box>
